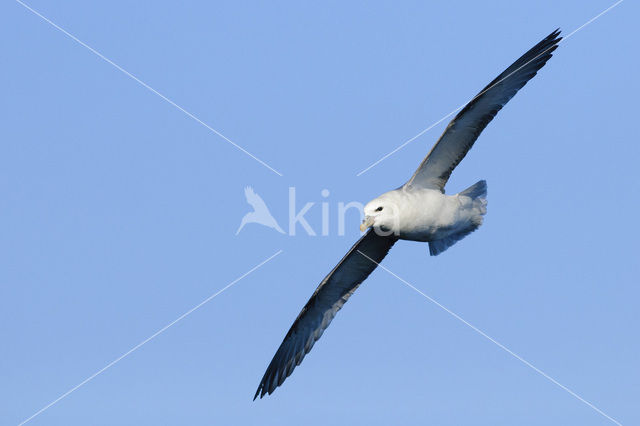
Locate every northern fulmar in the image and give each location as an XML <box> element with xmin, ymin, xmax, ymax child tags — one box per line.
<box><xmin>255</xmin><ymin>29</ymin><xmax>562</xmax><ymax>399</ymax></box>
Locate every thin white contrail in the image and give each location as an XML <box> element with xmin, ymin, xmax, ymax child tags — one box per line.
<box><xmin>356</xmin><ymin>0</ymin><xmax>624</xmax><ymax>177</ymax></box>
<box><xmin>357</xmin><ymin>250</ymin><xmax>623</xmax><ymax>426</ymax></box>
<box><xmin>14</xmin><ymin>0</ymin><xmax>283</xmax><ymax>177</ymax></box>
<box><xmin>18</xmin><ymin>250</ymin><xmax>283</xmax><ymax>426</ymax></box>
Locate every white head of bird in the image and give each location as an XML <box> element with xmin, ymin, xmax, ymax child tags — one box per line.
<box><xmin>360</xmin><ymin>190</ymin><xmax>403</xmax><ymax>235</ymax></box>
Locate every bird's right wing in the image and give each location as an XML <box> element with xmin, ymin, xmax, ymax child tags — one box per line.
<box><xmin>406</xmin><ymin>29</ymin><xmax>561</xmax><ymax>191</ymax></box>
<box><xmin>254</xmin><ymin>230</ymin><xmax>397</xmax><ymax>399</ymax></box>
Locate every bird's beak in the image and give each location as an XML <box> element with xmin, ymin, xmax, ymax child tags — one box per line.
<box><xmin>360</xmin><ymin>216</ymin><xmax>375</xmax><ymax>232</ymax></box>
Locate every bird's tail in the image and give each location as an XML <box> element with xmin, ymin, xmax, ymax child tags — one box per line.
<box><xmin>429</xmin><ymin>180</ymin><xmax>487</xmax><ymax>256</ymax></box>
<box><xmin>459</xmin><ymin>179</ymin><xmax>487</xmax><ymax>200</ymax></box>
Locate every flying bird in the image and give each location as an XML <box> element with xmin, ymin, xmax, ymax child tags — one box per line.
<box><xmin>236</xmin><ymin>186</ymin><xmax>285</xmax><ymax>235</ymax></box>
<box><xmin>255</xmin><ymin>29</ymin><xmax>562</xmax><ymax>399</ymax></box>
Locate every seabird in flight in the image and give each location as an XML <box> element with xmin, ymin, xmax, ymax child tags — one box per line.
<box><xmin>254</xmin><ymin>29</ymin><xmax>562</xmax><ymax>399</ymax></box>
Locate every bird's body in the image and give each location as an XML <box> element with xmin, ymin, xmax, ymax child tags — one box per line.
<box><xmin>254</xmin><ymin>29</ymin><xmax>562</xmax><ymax>399</ymax></box>
<box><xmin>365</xmin><ymin>183</ymin><xmax>487</xmax><ymax>243</ymax></box>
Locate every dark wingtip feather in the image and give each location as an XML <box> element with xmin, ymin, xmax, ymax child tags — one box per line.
<box><xmin>253</xmin><ymin>382</ymin><xmax>261</xmax><ymax>400</ymax></box>
<box><xmin>531</xmin><ymin>28</ymin><xmax>563</xmax><ymax>60</ymax></box>
<box><xmin>253</xmin><ymin>375</ymin><xmax>269</xmax><ymax>400</ymax></box>
<box><xmin>254</xmin><ymin>354</ymin><xmax>282</xmax><ymax>400</ymax></box>
<box><xmin>543</xmin><ymin>28</ymin><xmax>563</xmax><ymax>51</ymax></box>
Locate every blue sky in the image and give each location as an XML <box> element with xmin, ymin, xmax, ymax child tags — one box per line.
<box><xmin>2</xmin><ymin>1</ymin><xmax>638</xmax><ymax>425</ymax></box>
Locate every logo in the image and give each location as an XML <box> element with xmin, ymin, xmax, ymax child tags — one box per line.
<box><xmin>236</xmin><ymin>187</ymin><xmax>365</xmax><ymax>236</ymax></box>
<box><xmin>236</xmin><ymin>186</ymin><xmax>285</xmax><ymax>235</ymax></box>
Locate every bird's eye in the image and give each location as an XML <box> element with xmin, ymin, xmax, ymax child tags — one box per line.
<box><xmin>375</xmin><ymin>206</ymin><xmax>383</xmax><ymax>212</ymax></box>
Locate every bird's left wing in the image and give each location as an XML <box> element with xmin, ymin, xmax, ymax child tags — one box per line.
<box><xmin>406</xmin><ymin>29</ymin><xmax>562</xmax><ymax>191</ymax></box>
<box><xmin>254</xmin><ymin>230</ymin><xmax>397</xmax><ymax>399</ymax></box>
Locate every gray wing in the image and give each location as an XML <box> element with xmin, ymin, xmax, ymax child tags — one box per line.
<box><xmin>406</xmin><ymin>29</ymin><xmax>561</xmax><ymax>191</ymax></box>
<box><xmin>254</xmin><ymin>230</ymin><xmax>397</xmax><ymax>399</ymax></box>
